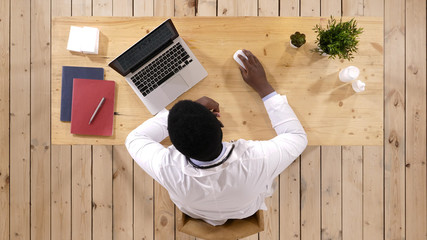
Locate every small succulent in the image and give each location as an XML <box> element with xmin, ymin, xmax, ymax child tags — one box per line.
<box><xmin>290</xmin><ymin>32</ymin><xmax>306</xmax><ymax>48</ymax></box>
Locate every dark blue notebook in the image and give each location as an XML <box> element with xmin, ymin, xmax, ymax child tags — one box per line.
<box><xmin>60</xmin><ymin>66</ymin><xmax>104</xmax><ymax>121</ymax></box>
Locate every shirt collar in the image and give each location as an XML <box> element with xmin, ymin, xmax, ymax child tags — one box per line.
<box><xmin>189</xmin><ymin>142</ymin><xmax>227</xmax><ymax>167</ymax></box>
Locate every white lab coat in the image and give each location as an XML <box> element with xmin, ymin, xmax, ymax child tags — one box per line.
<box><xmin>126</xmin><ymin>94</ymin><xmax>307</xmax><ymax>225</ymax></box>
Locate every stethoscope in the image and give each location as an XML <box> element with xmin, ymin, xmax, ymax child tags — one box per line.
<box><xmin>186</xmin><ymin>144</ymin><xmax>235</xmax><ymax>169</ymax></box>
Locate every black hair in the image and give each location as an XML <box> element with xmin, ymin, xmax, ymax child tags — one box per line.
<box><xmin>168</xmin><ymin>100</ymin><xmax>223</xmax><ymax>161</ymax></box>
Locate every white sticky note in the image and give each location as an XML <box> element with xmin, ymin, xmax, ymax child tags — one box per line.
<box><xmin>67</xmin><ymin>26</ymin><xmax>83</xmax><ymax>52</ymax></box>
<box><xmin>81</xmin><ymin>26</ymin><xmax>99</xmax><ymax>54</ymax></box>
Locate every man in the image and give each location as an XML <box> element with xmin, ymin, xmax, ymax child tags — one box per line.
<box><xmin>126</xmin><ymin>49</ymin><xmax>307</xmax><ymax>226</ymax></box>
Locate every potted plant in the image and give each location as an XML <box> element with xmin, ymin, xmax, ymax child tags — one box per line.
<box><xmin>312</xmin><ymin>16</ymin><xmax>363</xmax><ymax>60</ymax></box>
<box><xmin>290</xmin><ymin>32</ymin><xmax>306</xmax><ymax>48</ymax></box>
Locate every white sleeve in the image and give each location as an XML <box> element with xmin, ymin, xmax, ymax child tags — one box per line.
<box><xmin>259</xmin><ymin>94</ymin><xmax>308</xmax><ymax>178</ymax></box>
<box><xmin>125</xmin><ymin>109</ymin><xmax>170</xmax><ymax>183</ymax></box>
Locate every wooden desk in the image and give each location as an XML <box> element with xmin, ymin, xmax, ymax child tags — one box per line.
<box><xmin>52</xmin><ymin>17</ymin><xmax>383</xmax><ymax>145</ymax></box>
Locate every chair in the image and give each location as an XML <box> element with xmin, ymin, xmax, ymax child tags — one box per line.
<box><xmin>176</xmin><ymin>209</ymin><xmax>264</xmax><ymax>240</ymax></box>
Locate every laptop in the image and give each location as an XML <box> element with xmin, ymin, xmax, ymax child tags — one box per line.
<box><xmin>109</xmin><ymin>19</ymin><xmax>208</xmax><ymax>115</ymax></box>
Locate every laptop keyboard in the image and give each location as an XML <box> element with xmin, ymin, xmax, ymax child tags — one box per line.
<box><xmin>119</xmin><ymin>25</ymin><xmax>172</xmax><ymax>71</ymax></box>
<box><xmin>130</xmin><ymin>42</ymin><xmax>193</xmax><ymax>97</ymax></box>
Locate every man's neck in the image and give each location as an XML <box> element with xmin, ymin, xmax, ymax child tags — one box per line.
<box><xmin>190</xmin><ymin>143</ymin><xmax>226</xmax><ymax>166</ymax></box>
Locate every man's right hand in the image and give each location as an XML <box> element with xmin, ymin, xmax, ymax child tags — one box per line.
<box><xmin>238</xmin><ymin>49</ymin><xmax>275</xmax><ymax>98</ymax></box>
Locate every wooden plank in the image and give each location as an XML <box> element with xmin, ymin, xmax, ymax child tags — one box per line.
<box><xmin>132</xmin><ymin>3</ymin><xmax>154</xmax><ymax>240</ymax></box>
<box><xmin>218</xmin><ymin>0</ymin><xmax>257</xmax><ymax>16</ymax></box>
<box><xmin>342</xmin><ymin>146</ymin><xmax>363</xmax><ymax>240</ymax></box>
<box><xmin>72</xmin><ymin>0</ymin><xmax>92</xmax><ymax>16</ymax></box>
<box><xmin>0</xmin><ymin>0</ymin><xmax>10</xmax><ymax>239</ymax></box>
<box><xmin>93</xmin><ymin>0</ymin><xmax>112</xmax><ymax>15</ymax></box>
<box><xmin>217</xmin><ymin>0</ymin><xmax>236</xmax><ymax>16</ymax></box>
<box><xmin>363</xmin><ymin>0</ymin><xmax>383</xmax><ymax>17</ymax></box>
<box><xmin>93</xmin><ymin>0</ymin><xmax>112</xmax><ymax>16</ymax></box>
<box><xmin>30</xmin><ymin>0</ymin><xmax>51</xmax><ymax>239</ymax></box>
<box><xmin>72</xmin><ymin>145</ymin><xmax>92</xmax><ymax>240</ymax></box>
<box><xmin>405</xmin><ymin>0</ymin><xmax>427</xmax><ymax>238</ymax></box>
<box><xmin>154</xmin><ymin>0</ymin><xmax>174</xmax><ymax>16</ymax></box>
<box><xmin>10</xmin><ymin>0</ymin><xmax>31</xmax><ymax>239</ymax></box>
<box><xmin>133</xmin><ymin>166</ymin><xmax>154</xmax><ymax>240</ymax></box>
<box><xmin>113</xmin><ymin>0</ymin><xmax>133</xmax><ymax>16</ymax></box>
<box><xmin>278</xmin><ymin>3</ymin><xmax>300</xmax><ymax>240</ymax></box>
<box><xmin>134</xmin><ymin>0</ymin><xmax>154</xmax><ymax>16</ymax></box>
<box><xmin>300</xmin><ymin>146</ymin><xmax>320</xmax><ymax>240</ymax></box>
<box><xmin>237</xmin><ymin>0</ymin><xmax>257</xmax><ymax>16</ymax></box>
<box><xmin>92</xmin><ymin>146</ymin><xmax>113</xmax><ymax>240</ymax></box>
<box><xmin>52</xmin><ymin>0</ymin><xmax>71</xmax><ymax>16</ymax></box>
<box><xmin>363</xmin><ymin>146</ymin><xmax>383</xmax><ymax>240</ymax></box>
<box><xmin>300</xmin><ymin>0</ymin><xmax>319</xmax><ymax>16</ymax></box>
<box><xmin>384</xmin><ymin>0</ymin><xmax>406</xmax><ymax>238</ymax></box>
<box><xmin>154</xmin><ymin>184</ymin><xmax>175</xmax><ymax>239</ymax></box>
<box><xmin>279</xmin><ymin>0</ymin><xmax>299</xmax><ymax>16</ymax></box>
<box><xmin>258</xmin><ymin>189</ymin><xmax>279</xmax><ymax>240</ymax></box>
<box><xmin>197</xmin><ymin>0</ymin><xmax>216</xmax><ymax>16</ymax></box>
<box><xmin>175</xmin><ymin>0</ymin><xmax>196</xmax><ymax>17</ymax></box>
<box><xmin>321</xmin><ymin>146</ymin><xmax>341</xmax><ymax>240</ymax></box>
<box><xmin>259</xmin><ymin>0</ymin><xmax>278</xmax><ymax>16</ymax></box>
<box><xmin>320</xmin><ymin>0</ymin><xmax>341</xmax><ymax>16</ymax></box>
<box><xmin>51</xmin><ymin>146</ymin><xmax>72</xmax><ymax>240</ymax></box>
<box><xmin>280</xmin><ymin>158</ymin><xmax>300</xmax><ymax>240</ymax></box>
<box><xmin>51</xmin><ymin>2</ymin><xmax>71</xmax><ymax>240</ymax></box>
<box><xmin>342</xmin><ymin>0</ymin><xmax>363</xmax><ymax>16</ymax></box>
<box><xmin>113</xmin><ymin>146</ymin><xmax>134</xmax><ymax>240</ymax></box>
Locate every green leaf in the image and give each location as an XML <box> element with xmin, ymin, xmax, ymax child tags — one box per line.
<box><xmin>312</xmin><ymin>16</ymin><xmax>364</xmax><ymax>61</ymax></box>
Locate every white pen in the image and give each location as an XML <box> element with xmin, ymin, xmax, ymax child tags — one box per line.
<box><xmin>89</xmin><ymin>97</ymin><xmax>105</xmax><ymax>124</ymax></box>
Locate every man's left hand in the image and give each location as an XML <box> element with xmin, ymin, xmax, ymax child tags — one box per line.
<box><xmin>195</xmin><ymin>96</ymin><xmax>220</xmax><ymax>117</ymax></box>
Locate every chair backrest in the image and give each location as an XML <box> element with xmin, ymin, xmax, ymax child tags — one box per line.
<box><xmin>176</xmin><ymin>209</ymin><xmax>264</xmax><ymax>240</ymax></box>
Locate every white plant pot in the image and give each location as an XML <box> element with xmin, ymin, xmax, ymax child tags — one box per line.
<box><xmin>290</xmin><ymin>42</ymin><xmax>299</xmax><ymax>48</ymax></box>
<box><xmin>318</xmin><ymin>47</ymin><xmax>330</xmax><ymax>56</ymax></box>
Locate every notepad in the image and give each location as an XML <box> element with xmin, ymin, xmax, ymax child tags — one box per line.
<box><xmin>70</xmin><ymin>78</ymin><xmax>115</xmax><ymax>136</ymax></box>
<box><xmin>67</xmin><ymin>26</ymin><xmax>100</xmax><ymax>54</ymax></box>
<box><xmin>60</xmin><ymin>66</ymin><xmax>104</xmax><ymax>121</ymax></box>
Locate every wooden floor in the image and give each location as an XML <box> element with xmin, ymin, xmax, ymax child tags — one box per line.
<box><xmin>0</xmin><ymin>0</ymin><xmax>426</xmax><ymax>240</ymax></box>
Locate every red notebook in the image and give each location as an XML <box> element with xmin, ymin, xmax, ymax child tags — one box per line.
<box><xmin>71</xmin><ymin>78</ymin><xmax>115</xmax><ymax>136</ymax></box>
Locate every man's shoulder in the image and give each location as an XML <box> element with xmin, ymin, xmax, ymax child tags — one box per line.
<box><xmin>230</xmin><ymin>139</ymin><xmax>265</xmax><ymax>161</ymax></box>
<box><xmin>147</xmin><ymin>146</ymin><xmax>187</xmax><ymax>170</ymax></box>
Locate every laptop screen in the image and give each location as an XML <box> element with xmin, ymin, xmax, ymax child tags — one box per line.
<box><xmin>109</xmin><ymin>19</ymin><xmax>179</xmax><ymax>77</ymax></box>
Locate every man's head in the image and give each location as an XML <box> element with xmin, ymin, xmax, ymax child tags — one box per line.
<box><xmin>168</xmin><ymin>100</ymin><xmax>223</xmax><ymax>161</ymax></box>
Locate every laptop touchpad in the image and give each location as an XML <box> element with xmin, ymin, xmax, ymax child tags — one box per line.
<box><xmin>161</xmin><ymin>75</ymin><xmax>189</xmax><ymax>101</ymax></box>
